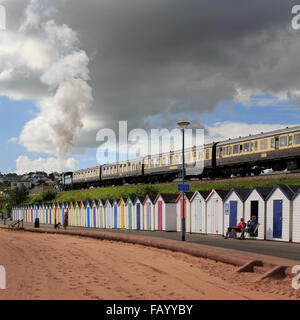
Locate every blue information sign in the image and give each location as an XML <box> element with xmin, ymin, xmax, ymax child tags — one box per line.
<box><xmin>178</xmin><ymin>184</ymin><xmax>190</xmax><ymax>192</ymax></box>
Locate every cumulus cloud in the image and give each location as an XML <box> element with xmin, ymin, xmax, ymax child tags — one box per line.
<box><xmin>204</xmin><ymin>122</ymin><xmax>294</xmax><ymax>144</ymax></box>
<box><xmin>16</xmin><ymin>155</ymin><xmax>78</xmax><ymax>175</ymax></box>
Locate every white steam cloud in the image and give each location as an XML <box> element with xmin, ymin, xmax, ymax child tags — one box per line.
<box><xmin>18</xmin><ymin>0</ymin><xmax>93</xmax><ymax>169</ymax></box>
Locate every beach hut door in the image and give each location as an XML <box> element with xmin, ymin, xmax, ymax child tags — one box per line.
<box><xmin>273</xmin><ymin>200</ymin><xmax>282</xmax><ymax>238</ymax></box>
<box><xmin>229</xmin><ymin>201</ymin><xmax>237</xmax><ymax>238</ymax></box>
<box><xmin>137</xmin><ymin>203</ymin><xmax>141</xmax><ymax>230</ymax></box>
<box><xmin>250</xmin><ymin>201</ymin><xmax>258</xmax><ymax>221</ymax></box>
<box><xmin>128</xmin><ymin>204</ymin><xmax>132</xmax><ymax>229</ymax></box>
<box><xmin>195</xmin><ymin>199</ymin><xmax>202</xmax><ymax>233</ymax></box>
<box><xmin>158</xmin><ymin>201</ymin><xmax>163</xmax><ymax>231</ymax></box>
<box><xmin>114</xmin><ymin>205</ymin><xmax>118</xmax><ymax>228</ymax></box>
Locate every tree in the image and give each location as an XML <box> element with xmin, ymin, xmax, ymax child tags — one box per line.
<box><xmin>5</xmin><ymin>185</ymin><xmax>29</xmax><ymax>213</ymax></box>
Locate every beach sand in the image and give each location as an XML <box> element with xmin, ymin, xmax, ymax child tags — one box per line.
<box><xmin>0</xmin><ymin>229</ymin><xmax>298</xmax><ymax>300</ymax></box>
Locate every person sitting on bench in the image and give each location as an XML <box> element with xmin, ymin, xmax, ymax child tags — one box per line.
<box><xmin>246</xmin><ymin>216</ymin><xmax>258</xmax><ymax>236</ymax></box>
<box><xmin>224</xmin><ymin>218</ymin><xmax>246</xmax><ymax>239</ymax></box>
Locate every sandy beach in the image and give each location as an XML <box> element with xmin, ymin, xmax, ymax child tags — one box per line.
<box><xmin>0</xmin><ymin>229</ymin><xmax>299</xmax><ymax>300</ymax></box>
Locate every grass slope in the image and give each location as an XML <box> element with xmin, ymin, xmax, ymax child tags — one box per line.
<box><xmin>28</xmin><ymin>177</ymin><xmax>300</xmax><ymax>204</ymax></box>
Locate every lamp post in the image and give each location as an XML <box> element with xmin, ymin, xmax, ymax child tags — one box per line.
<box><xmin>177</xmin><ymin>121</ymin><xmax>190</xmax><ymax>241</ymax></box>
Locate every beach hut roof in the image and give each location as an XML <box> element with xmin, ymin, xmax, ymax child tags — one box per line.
<box><xmin>190</xmin><ymin>190</ymin><xmax>210</xmax><ymax>202</ymax></box>
<box><xmin>266</xmin><ymin>184</ymin><xmax>296</xmax><ymax>201</ymax></box>
<box><xmin>206</xmin><ymin>189</ymin><xmax>230</xmax><ymax>201</ymax></box>
<box><xmin>133</xmin><ymin>196</ymin><xmax>143</xmax><ymax>204</ymax></box>
<box><xmin>142</xmin><ymin>194</ymin><xmax>155</xmax><ymax>205</ymax></box>
<box><xmin>154</xmin><ymin>193</ymin><xmax>179</xmax><ymax>204</ymax></box>
<box><xmin>125</xmin><ymin>196</ymin><xmax>135</xmax><ymax>205</ymax></box>
<box><xmin>224</xmin><ymin>188</ymin><xmax>251</xmax><ymax>202</ymax></box>
<box><xmin>176</xmin><ymin>191</ymin><xmax>194</xmax><ymax>202</ymax></box>
<box><xmin>245</xmin><ymin>186</ymin><xmax>274</xmax><ymax>201</ymax></box>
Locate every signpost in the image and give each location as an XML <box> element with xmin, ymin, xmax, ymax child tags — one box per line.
<box><xmin>178</xmin><ymin>184</ymin><xmax>190</xmax><ymax>192</ymax></box>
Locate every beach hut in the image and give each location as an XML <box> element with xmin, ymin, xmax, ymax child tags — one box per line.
<box><xmin>176</xmin><ymin>192</ymin><xmax>194</xmax><ymax>233</ymax></box>
<box><xmin>97</xmin><ymin>200</ymin><xmax>105</xmax><ymax>229</ymax></box>
<box><xmin>90</xmin><ymin>200</ymin><xmax>97</xmax><ymax>228</ymax></box>
<box><xmin>74</xmin><ymin>202</ymin><xmax>80</xmax><ymax>227</ymax></box>
<box><xmin>111</xmin><ymin>199</ymin><xmax>119</xmax><ymax>228</ymax></box>
<box><xmin>143</xmin><ymin>195</ymin><xmax>155</xmax><ymax>231</ymax></box>
<box><xmin>118</xmin><ymin>198</ymin><xmax>126</xmax><ymax>229</ymax></box>
<box><xmin>79</xmin><ymin>201</ymin><xmax>85</xmax><ymax>227</ymax></box>
<box><xmin>154</xmin><ymin>193</ymin><xmax>178</xmax><ymax>231</ymax></box>
<box><xmin>190</xmin><ymin>190</ymin><xmax>210</xmax><ymax>234</ymax></box>
<box><xmin>85</xmin><ymin>201</ymin><xmax>92</xmax><ymax>228</ymax></box>
<box><xmin>244</xmin><ymin>187</ymin><xmax>273</xmax><ymax>240</ymax></box>
<box><xmin>133</xmin><ymin>196</ymin><xmax>143</xmax><ymax>230</ymax></box>
<box><xmin>206</xmin><ymin>189</ymin><xmax>229</xmax><ymax>235</ymax></box>
<box><xmin>265</xmin><ymin>184</ymin><xmax>296</xmax><ymax>242</ymax></box>
<box><xmin>125</xmin><ymin>196</ymin><xmax>135</xmax><ymax>229</ymax></box>
<box><xmin>291</xmin><ymin>186</ymin><xmax>300</xmax><ymax>243</ymax></box>
<box><xmin>61</xmin><ymin>202</ymin><xmax>65</xmax><ymax>226</ymax></box>
<box><xmin>67</xmin><ymin>202</ymin><xmax>73</xmax><ymax>226</ymax></box>
<box><xmin>104</xmin><ymin>199</ymin><xmax>113</xmax><ymax>229</ymax></box>
<box><xmin>223</xmin><ymin>188</ymin><xmax>250</xmax><ymax>236</ymax></box>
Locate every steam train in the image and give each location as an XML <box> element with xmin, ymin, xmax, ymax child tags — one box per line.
<box><xmin>58</xmin><ymin>125</ymin><xmax>300</xmax><ymax>190</ymax></box>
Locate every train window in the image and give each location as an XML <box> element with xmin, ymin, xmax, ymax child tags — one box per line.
<box><xmin>233</xmin><ymin>145</ymin><xmax>239</xmax><ymax>154</ymax></box>
<box><xmin>239</xmin><ymin>144</ymin><xmax>243</xmax><ymax>153</ymax></box>
<box><xmin>294</xmin><ymin>134</ymin><xmax>300</xmax><ymax>145</ymax></box>
<box><xmin>186</xmin><ymin>153</ymin><xmax>190</xmax><ymax>162</ymax></box>
<box><xmin>244</xmin><ymin>143</ymin><xmax>250</xmax><ymax>152</ymax></box>
<box><xmin>260</xmin><ymin>139</ymin><xmax>268</xmax><ymax>150</ymax></box>
<box><xmin>228</xmin><ymin>146</ymin><xmax>232</xmax><ymax>155</ymax></box>
<box><xmin>254</xmin><ymin>141</ymin><xmax>258</xmax><ymax>151</ymax></box>
<box><xmin>289</xmin><ymin>136</ymin><xmax>293</xmax><ymax>146</ymax></box>
<box><xmin>175</xmin><ymin>155</ymin><xmax>179</xmax><ymax>164</ymax></box>
<box><xmin>205</xmin><ymin>149</ymin><xmax>210</xmax><ymax>159</ymax></box>
<box><xmin>271</xmin><ymin>138</ymin><xmax>275</xmax><ymax>148</ymax></box>
<box><xmin>250</xmin><ymin>143</ymin><xmax>254</xmax><ymax>152</ymax></box>
<box><xmin>193</xmin><ymin>151</ymin><xmax>196</xmax><ymax>158</ymax></box>
<box><xmin>280</xmin><ymin>136</ymin><xmax>287</xmax><ymax>147</ymax></box>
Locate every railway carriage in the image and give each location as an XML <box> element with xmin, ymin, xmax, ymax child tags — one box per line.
<box><xmin>58</xmin><ymin>126</ymin><xmax>300</xmax><ymax>190</ymax></box>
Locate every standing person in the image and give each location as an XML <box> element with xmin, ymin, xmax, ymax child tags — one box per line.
<box><xmin>63</xmin><ymin>208</ymin><xmax>69</xmax><ymax>230</ymax></box>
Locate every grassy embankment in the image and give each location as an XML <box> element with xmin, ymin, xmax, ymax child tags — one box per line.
<box><xmin>28</xmin><ymin>177</ymin><xmax>300</xmax><ymax>204</ymax></box>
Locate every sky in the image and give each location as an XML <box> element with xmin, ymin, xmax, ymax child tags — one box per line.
<box><xmin>1</xmin><ymin>0</ymin><xmax>300</xmax><ymax>174</ymax></box>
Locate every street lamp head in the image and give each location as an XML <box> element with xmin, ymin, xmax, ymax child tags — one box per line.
<box><xmin>177</xmin><ymin>121</ymin><xmax>190</xmax><ymax>130</ymax></box>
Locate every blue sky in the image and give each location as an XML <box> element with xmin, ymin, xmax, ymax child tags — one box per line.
<box><xmin>1</xmin><ymin>93</ymin><xmax>299</xmax><ymax>174</ymax></box>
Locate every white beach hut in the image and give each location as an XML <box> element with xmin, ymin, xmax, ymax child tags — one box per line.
<box><xmin>244</xmin><ymin>187</ymin><xmax>273</xmax><ymax>240</ymax></box>
<box><xmin>143</xmin><ymin>195</ymin><xmax>155</xmax><ymax>231</ymax></box>
<box><xmin>265</xmin><ymin>184</ymin><xmax>296</xmax><ymax>242</ymax></box>
<box><xmin>153</xmin><ymin>193</ymin><xmax>178</xmax><ymax>231</ymax></box>
<box><xmin>291</xmin><ymin>187</ymin><xmax>300</xmax><ymax>243</ymax></box>
<box><xmin>223</xmin><ymin>188</ymin><xmax>250</xmax><ymax>236</ymax></box>
<box><xmin>125</xmin><ymin>196</ymin><xmax>135</xmax><ymax>229</ymax></box>
<box><xmin>133</xmin><ymin>196</ymin><xmax>143</xmax><ymax>230</ymax></box>
<box><xmin>190</xmin><ymin>190</ymin><xmax>210</xmax><ymax>234</ymax></box>
<box><xmin>206</xmin><ymin>189</ymin><xmax>229</xmax><ymax>235</ymax></box>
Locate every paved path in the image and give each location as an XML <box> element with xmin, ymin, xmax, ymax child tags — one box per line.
<box><xmin>10</xmin><ymin>221</ymin><xmax>300</xmax><ymax>263</ymax></box>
